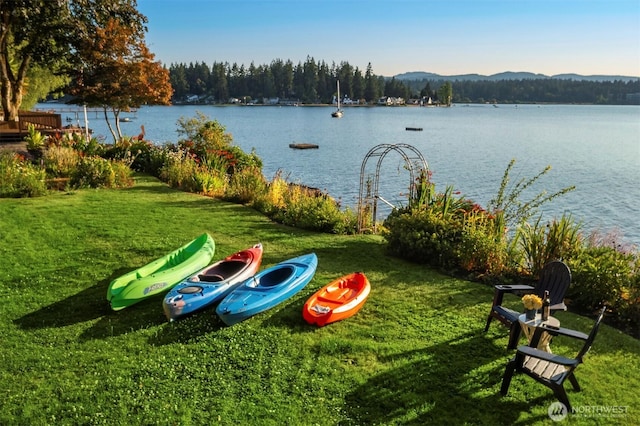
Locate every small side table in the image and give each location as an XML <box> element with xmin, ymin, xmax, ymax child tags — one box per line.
<box><xmin>518</xmin><ymin>313</ymin><xmax>560</xmax><ymax>352</ymax></box>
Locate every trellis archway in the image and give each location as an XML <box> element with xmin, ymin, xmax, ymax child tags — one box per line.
<box><xmin>357</xmin><ymin>143</ymin><xmax>428</xmax><ymax>233</ymax></box>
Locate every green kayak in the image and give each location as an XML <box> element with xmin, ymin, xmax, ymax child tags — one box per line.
<box><xmin>107</xmin><ymin>233</ymin><xmax>215</xmax><ymax>310</ymax></box>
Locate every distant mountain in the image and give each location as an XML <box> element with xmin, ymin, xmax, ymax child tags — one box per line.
<box><xmin>392</xmin><ymin>71</ymin><xmax>639</xmax><ymax>83</ymax></box>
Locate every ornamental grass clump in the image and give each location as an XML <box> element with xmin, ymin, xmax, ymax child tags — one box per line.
<box><xmin>43</xmin><ymin>145</ymin><xmax>80</xmax><ymax>178</ymax></box>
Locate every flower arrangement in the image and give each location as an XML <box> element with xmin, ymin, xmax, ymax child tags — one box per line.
<box><xmin>522</xmin><ymin>294</ymin><xmax>543</xmax><ymax>310</ymax></box>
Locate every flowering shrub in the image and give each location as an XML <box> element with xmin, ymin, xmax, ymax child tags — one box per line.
<box><xmin>159</xmin><ymin>150</ymin><xmax>199</xmax><ymax>192</ymax></box>
<box><xmin>0</xmin><ymin>151</ymin><xmax>47</xmax><ymax>197</ymax></box>
<box><xmin>384</xmin><ymin>185</ymin><xmax>509</xmax><ymax>278</ymax></box>
<box><xmin>224</xmin><ymin>166</ymin><xmax>266</xmax><ymax>204</ymax></box>
<box><xmin>71</xmin><ymin>156</ymin><xmax>132</xmax><ymax>189</ymax></box>
<box><xmin>43</xmin><ymin>146</ymin><xmax>79</xmax><ymax>177</ymax></box>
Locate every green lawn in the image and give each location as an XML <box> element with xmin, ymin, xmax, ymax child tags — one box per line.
<box><xmin>1</xmin><ymin>175</ymin><xmax>638</xmax><ymax>425</ymax></box>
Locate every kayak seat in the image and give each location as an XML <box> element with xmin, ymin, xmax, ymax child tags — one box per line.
<box><xmin>259</xmin><ymin>267</ymin><xmax>295</xmax><ymax>287</ymax></box>
<box><xmin>199</xmin><ymin>274</ymin><xmax>225</xmax><ymax>282</ymax></box>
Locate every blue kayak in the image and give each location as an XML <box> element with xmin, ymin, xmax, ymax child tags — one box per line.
<box><xmin>162</xmin><ymin>244</ymin><xmax>263</xmax><ymax>321</ymax></box>
<box><xmin>216</xmin><ymin>253</ymin><xmax>318</xmax><ymax>326</ymax></box>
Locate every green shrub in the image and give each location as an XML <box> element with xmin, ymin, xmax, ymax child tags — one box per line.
<box><xmin>0</xmin><ymin>151</ymin><xmax>47</xmax><ymax>197</ymax></box>
<box><xmin>159</xmin><ymin>150</ymin><xmax>199</xmax><ymax>191</ymax></box>
<box><xmin>280</xmin><ymin>185</ymin><xmax>345</xmax><ymax>233</ymax></box>
<box><xmin>457</xmin><ymin>210</ymin><xmax>508</xmax><ymax>278</ymax></box>
<box><xmin>194</xmin><ymin>167</ymin><xmax>227</xmax><ymax>197</ymax></box>
<box><xmin>383</xmin><ymin>186</ymin><xmax>509</xmax><ymax>277</ymax></box>
<box><xmin>104</xmin><ymin>139</ymin><xmax>155</xmax><ymax>172</ymax></box>
<box><xmin>568</xmin><ymin>244</ymin><xmax>640</xmax><ymax>337</ymax></box>
<box><xmin>43</xmin><ymin>145</ymin><xmax>79</xmax><ymax>178</ymax></box>
<box><xmin>383</xmin><ymin>206</ymin><xmax>461</xmax><ymax>269</ymax></box>
<box><xmin>224</xmin><ymin>166</ymin><xmax>267</xmax><ymax>204</ymax></box>
<box><xmin>71</xmin><ymin>156</ymin><xmax>132</xmax><ymax>189</ymax></box>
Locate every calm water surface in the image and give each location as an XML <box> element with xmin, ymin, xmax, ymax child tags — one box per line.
<box><xmin>47</xmin><ymin>103</ymin><xmax>640</xmax><ymax>246</ymax></box>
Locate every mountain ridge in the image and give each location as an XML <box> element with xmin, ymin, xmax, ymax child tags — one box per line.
<box><xmin>392</xmin><ymin>71</ymin><xmax>639</xmax><ymax>83</ymax></box>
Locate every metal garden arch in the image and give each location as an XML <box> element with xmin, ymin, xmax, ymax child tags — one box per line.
<box><xmin>357</xmin><ymin>143</ymin><xmax>428</xmax><ymax>233</ymax></box>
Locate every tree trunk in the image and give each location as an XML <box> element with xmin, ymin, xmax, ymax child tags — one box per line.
<box><xmin>0</xmin><ymin>50</ymin><xmax>28</xmax><ymax>122</ymax></box>
<box><xmin>103</xmin><ymin>108</ymin><xmax>118</xmax><ymax>143</ymax></box>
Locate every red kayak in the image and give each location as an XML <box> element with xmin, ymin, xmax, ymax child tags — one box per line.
<box><xmin>303</xmin><ymin>272</ymin><xmax>371</xmax><ymax>327</ymax></box>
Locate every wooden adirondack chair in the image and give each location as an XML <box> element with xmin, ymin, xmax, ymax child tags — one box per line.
<box><xmin>500</xmin><ymin>306</ymin><xmax>607</xmax><ymax>411</ymax></box>
<box><xmin>484</xmin><ymin>260</ymin><xmax>571</xmax><ymax>349</ymax></box>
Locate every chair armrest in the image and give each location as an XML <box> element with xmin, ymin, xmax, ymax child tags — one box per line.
<box><xmin>491</xmin><ymin>284</ymin><xmax>535</xmax><ymax>307</ymax></box>
<box><xmin>495</xmin><ymin>284</ymin><xmax>535</xmax><ymax>293</ymax></box>
<box><xmin>517</xmin><ymin>345</ymin><xmax>580</xmax><ymax>367</ymax></box>
<box><xmin>550</xmin><ymin>302</ymin><xmax>567</xmax><ymax>312</ymax></box>
<box><xmin>540</xmin><ymin>323</ymin><xmax>589</xmax><ymax>341</ymax></box>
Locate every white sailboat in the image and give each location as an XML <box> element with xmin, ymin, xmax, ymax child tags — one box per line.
<box><xmin>331</xmin><ymin>80</ymin><xmax>343</xmax><ymax>118</ymax></box>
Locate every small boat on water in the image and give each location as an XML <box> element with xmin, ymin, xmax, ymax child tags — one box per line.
<box><xmin>107</xmin><ymin>233</ymin><xmax>215</xmax><ymax>311</ymax></box>
<box><xmin>216</xmin><ymin>253</ymin><xmax>318</xmax><ymax>326</ymax></box>
<box><xmin>331</xmin><ymin>80</ymin><xmax>344</xmax><ymax>118</ymax></box>
<box><xmin>162</xmin><ymin>243</ymin><xmax>264</xmax><ymax>321</ymax></box>
<box><xmin>405</xmin><ymin>127</ymin><xmax>423</xmax><ymax>131</ymax></box>
<box><xmin>302</xmin><ymin>272</ymin><xmax>371</xmax><ymax>326</ymax></box>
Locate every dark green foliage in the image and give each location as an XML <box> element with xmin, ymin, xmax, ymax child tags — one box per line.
<box><xmin>568</xmin><ymin>246</ymin><xmax>640</xmax><ymax>337</ymax></box>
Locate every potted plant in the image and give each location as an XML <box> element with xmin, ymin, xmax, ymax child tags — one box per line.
<box><xmin>522</xmin><ymin>294</ymin><xmax>543</xmax><ymax>320</ymax></box>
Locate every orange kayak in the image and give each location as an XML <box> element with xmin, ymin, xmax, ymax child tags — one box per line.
<box><xmin>303</xmin><ymin>272</ymin><xmax>371</xmax><ymax>326</ymax></box>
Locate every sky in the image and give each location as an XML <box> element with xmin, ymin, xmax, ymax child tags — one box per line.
<box><xmin>137</xmin><ymin>0</ymin><xmax>640</xmax><ymax>77</ymax></box>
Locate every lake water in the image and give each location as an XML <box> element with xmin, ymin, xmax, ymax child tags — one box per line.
<box><xmin>42</xmin><ymin>103</ymin><xmax>640</xmax><ymax>247</ymax></box>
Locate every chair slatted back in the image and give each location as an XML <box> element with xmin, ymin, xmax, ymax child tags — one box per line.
<box><xmin>576</xmin><ymin>306</ymin><xmax>607</xmax><ymax>361</ymax></box>
<box><xmin>534</xmin><ymin>260</ymin><xmax>571</xmax><ymax>305</ymax></box>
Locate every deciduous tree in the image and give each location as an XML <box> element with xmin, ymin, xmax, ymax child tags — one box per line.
<box><xmin>70</xmin><ymin>18</ymin><xmax>172</xmax><ymax>142</ymax></box>
<box><xmin>0</xmin><ymin>0</ymin><xmax>146</xmax><ymax>123</ymax></box>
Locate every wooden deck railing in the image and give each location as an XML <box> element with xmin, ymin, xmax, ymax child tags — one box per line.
<box><xmin>18</xmin><ymin>111</ymin><xmax>62</xmax><ymax>130</ymax></box>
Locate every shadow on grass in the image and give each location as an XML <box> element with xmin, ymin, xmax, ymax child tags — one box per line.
<box><xmin>11</xmin><ymin>268</ymin><xmax>136</xmax><ymax>331</ymax></box>
<box><xmin>13</xmin><ymin>267</ymin><xmax>186</xmax><ymax>341</ymax></box>
<box><xmin>14</xmin><ymin>279</ymin><xmax>112</xmax><ymax>330</ymax></box>
<box><xmin>79</xmin><ymin>294</ymin><xmax>169</xmax><ymax>340</ymax></box>
<box><xmin>343</xmin><ymin>330</ymin><xmax>547</xmax><ymax>425</ymax></box>
<box><xmin>147</xmin><ymin>307</ymin><xmax>227</xmax><ymax>346</ymax></box>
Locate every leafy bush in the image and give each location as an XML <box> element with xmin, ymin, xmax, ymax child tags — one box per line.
<box><xmin>0</xmin><ymin>151</ymin><xmax>47</xmax><ymax>197</ymax></box>
<box><xmin>384</xmin><ymin>206</ymin><xmax>461</xmax><ymax>269</ymax></box>
<box><xmin>194</xmin><ymin>167</ymin><xmax>227</xmax><ymax>197</ymax></box>
<box><xmin>254</xmin><ymin>171</ymin><xmax>289</xmax><ymax>216</ymax></box>
<box><xmin>71</xmin><ymin>156</ymin><xmax>132</xmax><ymax>189</ymax></box>
<box><xmin>457</xmin><ymin>209</ymin><xmax>509</xmax><ymax>278</ymax></box>
<box><xmin>50</xmin><ymin>131</ymin><xmax>105</xmax><ymax>157</ymax></box>
<box><xmin>104</xmin><ymin>139</ymin><xmax>155</xmax><ymax>172</ymax></box>
<box><xmin>23</xmin><ymin>124</ymin><xmax>46</xmax><ymax>151</ymax></box>
<box><xmin>568</xmin><ymin>244</ymin><xmax>640</xmax><ymax>337</ymax></box>
<box><xmin>43</xmin><ymin>145</ymin><xmax>79</xmax><ymax>178</ymax></box>
<box><xmin>176</xmin><ymin>112</ymin><xmax>233</xmax><ymax>156</ymax></box>
<box><xmin>159</xmin><ymin>150</ymin><xmax>199</xmax><ymax>192</ymax></box>
<box><xmin>224</xmin><ymin>166</ymin><xmax>267</xmax><ymax>204</ymax></box>
<box><xmin>280</xmin><ymin>185</ymin><xmax>346</xmax><ymax>233</ymax></box>
<box><xmin>384</xmin><ymin>186</ymin><xmax>509</xmax><ymax>279</ymax></box>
